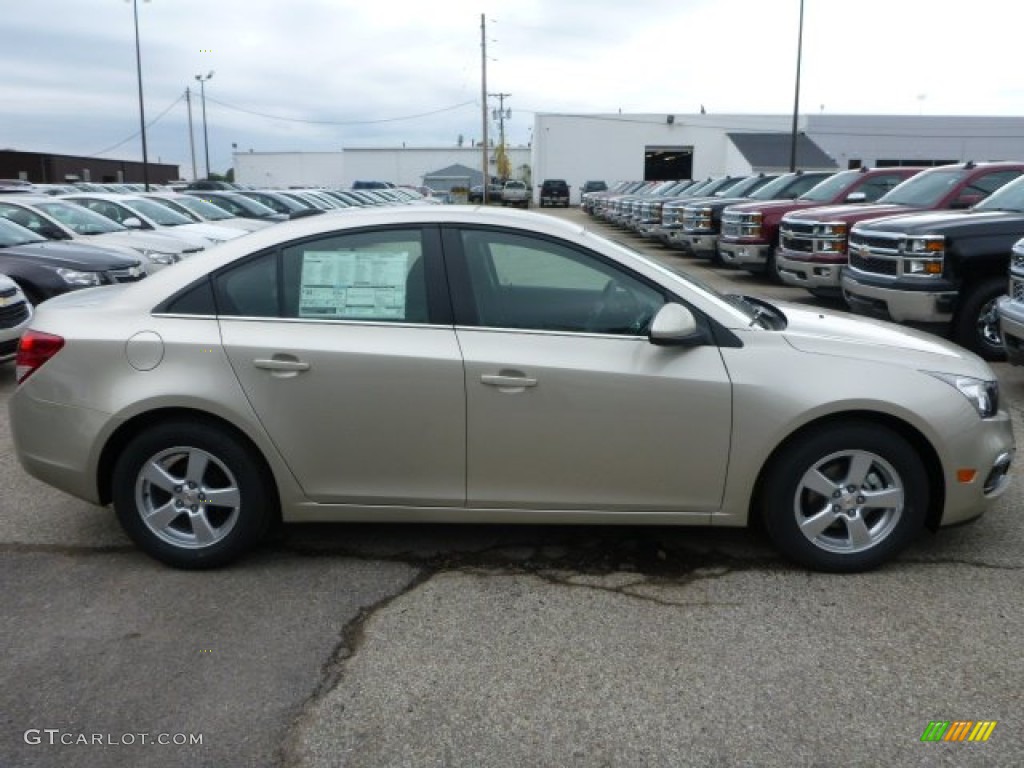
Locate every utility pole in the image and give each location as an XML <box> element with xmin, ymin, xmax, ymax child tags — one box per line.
<box><xmin>480</xmin><ymin>14</ymin><xmax>489</xmax><ymax>203</ymax></box>
<box><xmin>185</xmin><ymin>87</ymin><xmax>198</xmax><ymax>181</ymax></box>
<box><xmin>490</xmin><ymin>93</ymin><xmax>511</xmax><ymax>150</ymax></box>
<box><xmin>130</xmin><ymin>0</ymin><xmax>150</xmax><ymax>191</ymax></box>
<box><xmin>196</xmin><ymin>71</ymin><xmax>214</xmax><ymax>179</ymax></box>
<box><xmin>789</xmin><ymin>0</ymin><xmax>805</xmax><ymax>172</ymax></box>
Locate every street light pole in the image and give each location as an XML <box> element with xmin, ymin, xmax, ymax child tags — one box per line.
<box><xmin>789</xmin><ymin>0</ymin><xmax>805</xmax><ymax>172</ymax></box>
<box><xmin>480</xmin><ymin>14</ymin><xmax>489</xmax><ymax>203</ymax></box>
<box><xmin>185</xmin><ymin>87</ymin><xmax>198</xmax><ymax>181</ymax></box>
<box><xmin>130</xmin><ymin>0</ymin><xmax>150</xmax><ymax>190</ymax></box>
<box><xmin>195</xmin><ymin>71</ymin><xmax>214</xmax><ymax>179</ymax></box>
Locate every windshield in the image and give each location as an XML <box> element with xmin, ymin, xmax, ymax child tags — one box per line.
<box><xmin>723</xmin><ymin>175</ymin><xmax>779</xmax><ymax>198</ymax></box>
<box><xmin>747</xmin><ymin>174</ymin><xmax>800</xmax><ymax>200</ymax></box>
<box><xmin>580</xmin><ymin>225</ymin><xmax>779</xmax><ymax>328</ymax></box>
<box><xmin>878</xmin><ymin>169</ymin><xmax>966</xmax><ymax>206</ymax></box>
<box><xmin>973</xmin><ymin>175</ymin><xmax>1024</xmax><ymax>213</ymax></box>
<box><xmin>798</xmin><ymin>170</ymin><xmax>859</xmax><ymax>202</ymax></box>
<box><xmin>36</xmin><ymin>201</ymin><xmax>125</xmax><ymax>234</ymax></box>
<box><xmin>0</xmin><ymin>216</ymin><xmax>47</xmax><ymax>246</ymax></box>
<box><xmin>245</xmin><ymin>192</ymin><xmax>305</xmax><ymax>213</ymax></box>
<box><xmin>123</xmin><ymin>198</ymin><xmax>195</xmax><ymax>226</ymax></box>
<box><xmin>201</xmin><ymin>193</ymin><xmax>277</xmax><ymax>217</ymax></box>
<box><xmin>170</xmin><ymin>196</ymin><xmax>233</xmax><ymax>219</ymax></box>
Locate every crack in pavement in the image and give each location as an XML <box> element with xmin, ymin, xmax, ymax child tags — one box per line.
<box><xmin>271</xmin><ymin>537</ymin><xmax>770</xmax><ymax>767</ymax></box>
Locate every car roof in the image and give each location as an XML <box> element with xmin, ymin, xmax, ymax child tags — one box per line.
<box><xmin>99</xmin><ymin>206</ymin><xmax>587</xmax><ymax>305</ymax></box>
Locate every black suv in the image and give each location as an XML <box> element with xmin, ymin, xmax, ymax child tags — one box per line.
<box><xmin>540</xmin><ymin>179</ymin><xmax>571</xmax><ymax>208</ymax></box>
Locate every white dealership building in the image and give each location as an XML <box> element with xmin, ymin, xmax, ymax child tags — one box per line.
<box><xmin>235</xmin><ymin>113</ymin><xmax>1024</xmax><ymax>203</ymax></box>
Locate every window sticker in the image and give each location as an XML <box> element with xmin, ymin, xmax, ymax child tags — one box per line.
<box><xmin>299</xmin><ymin>251</ymin><xmax>409</xmax><ymax>319</ymax></box>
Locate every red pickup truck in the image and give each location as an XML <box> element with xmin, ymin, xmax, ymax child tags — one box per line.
<box><xmin>776</xmin><ymin>161</ymin><xmax>1024</xmax><ymax>297</ymax></box>
<box><xmin>718</xmin><ymin>167</ymin><xmax>921</xmax><ymax>279</ymax></box>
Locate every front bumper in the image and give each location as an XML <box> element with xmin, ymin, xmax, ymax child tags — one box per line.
<box><xmin>672</xmin><ymin>232</ymin><xmax>719</xmax><ymax>258</ymax></box>
<box><xmin>719</xmin><ymin>241</ymin><xmax>772</xmax><ymax>268</ymax></box>
<box><xmin>997</xmin><ymin>295</ymin><xmax>1024</xmax><ymax>366</ymax></box>
<box><xmin>776</xmin><ymin>249</ymin><xmax>845</xmax><ymax>290</ymax></box>
<box><xmin>939</xmin><ymin>410</ymin><xmax>1014</xmax><ymax>526</ymax></box>
<box><xmin>841</xmin><ymin>270</ymin><xmax>958</xmax><ymax>324</ymax></box>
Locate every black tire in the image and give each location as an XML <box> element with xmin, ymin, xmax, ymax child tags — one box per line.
<box><xmin>112</xmin><ymin>421</ymin><xmax>274</xmax><ymax>569</ymax></box>
<box><xmin>765</xmin><ymin>243</ymin><xmax>783</xmax><ymax>284</ymax></box>
<box><xmin>14</xmin><ymin>281</ymin><xmax>44</xmax><ymax>307</ymax></box>
<box><xmin>953</xmin><ymin>277</ymin><xmax>1006</xmax><ymax>361</ymax></box>
<box><xmin>760</xmin><ymin>423</ymin><xmax>928</xmax><ymax>572</ymax></box>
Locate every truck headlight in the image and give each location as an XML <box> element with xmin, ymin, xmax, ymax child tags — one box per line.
<box><xmin>56</xmin><ymin>268</ymin><xmax>102</xmax><ymax>286</ymax></box>
<box><xmin>904</xmin><ymin>236</ymin><xmax>945</xmax><ymax>254</ymax></box>
<box><xmin>903</xmin><ymin>257</ymin><xmax>943</xmax><ymax>276</ymax></box>
<box><xmin>926</xmin><ymin>372</ymin><xmax>999</xmax><ymax>418</ymax></box>
<box><xmin>815</xmin><ymin>223</ymin><xmax>847</xmax><ymax>236</ymax></box>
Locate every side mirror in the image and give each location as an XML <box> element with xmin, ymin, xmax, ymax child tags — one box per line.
<box><xmin>649</xmin><ymin>303</ymin><xmax>704</xmax><ymax>346</ymax></box>
<box><xmin>952</xmin><ymin>193</ymin><xmax>984</xmax><ymax>209</ymax></box>
<box><xmin>845</xmin><ymin>191</ymin><xmax>867</xmax><ymax>203</ymax></box>
<box><xmin>122</xmin><ymin>216</ymin><xmax>144</xmax><ymax>229</ymax></box>
<box><xmin>41</xmin><ymin>225</ymin><xmax>71</xmax><ymax>240</ymax></box>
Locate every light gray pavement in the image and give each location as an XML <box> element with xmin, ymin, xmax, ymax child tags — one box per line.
<box><xmin>2</xmin><ymin>207</ymin><xmax>1022</xmax><ymax>767</ymax></box>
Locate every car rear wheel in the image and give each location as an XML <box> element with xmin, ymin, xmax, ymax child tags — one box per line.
<box><xmin>112</xmin><ymin>421</ymin><xmax>274</xmax><ymax>569</ymax></box>
<box><xmin>761</xmin><ymin>423</ymin><xmax>927</xmax><ymax>572</ymax></box>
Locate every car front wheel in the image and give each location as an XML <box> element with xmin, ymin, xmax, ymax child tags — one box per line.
<box><xmin>112</xmin><ymin>421</ymin><xmax>274</xmax><ymax>569</ymax></box>
<box><xmin>761</xmin><ymin>423</ymin><xmax>928</xmax><ymax>572</ymax></box>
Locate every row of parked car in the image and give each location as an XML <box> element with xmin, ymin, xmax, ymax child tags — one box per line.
<box><xmin>582</xmin><ymin>162</ymin><xmax>1024</xmax><ymax>362</ymax></box>
<box><xmin>0</xmin><ymin>182</ymin><xmax>439</xmax><ymax>363</ymax></box>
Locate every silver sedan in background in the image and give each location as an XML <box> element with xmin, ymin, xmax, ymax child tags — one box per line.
<box><xmin>7</xmin><ymin>207</ymin><xmax>1014</xmax><ymax>572</ymax></box>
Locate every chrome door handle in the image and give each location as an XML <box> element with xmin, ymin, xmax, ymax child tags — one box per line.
<box><xmin>481</xmin><ymin>374</ymin><xmax>537</xmax><ymax>388</ymax></box>
<box><xmin>253</xmin><ymin>358</ymin><xmax>310</xmax><ymax>372</ymax></box>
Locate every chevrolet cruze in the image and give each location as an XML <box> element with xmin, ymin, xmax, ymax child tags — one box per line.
<box><xmin>8</xmin><ymin>207</ymin><xmax>1014</xmax><ymax>571</ymax></box>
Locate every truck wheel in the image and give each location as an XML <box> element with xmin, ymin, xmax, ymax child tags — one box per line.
<box><xmin>765</xmin><ymin>243</ymin><xmax>783</xmax><ymax>284</ymax></box>
<box><xmin>953</xmin><ymin>277</ymin><xmax>1006</xmax><ymax>361</ymax></box>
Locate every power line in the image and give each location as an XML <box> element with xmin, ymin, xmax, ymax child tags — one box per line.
<box><xmin>88</xmin><ymin>92</ymin><xmax>185</xmax><ymax>157</ymax></box>
<box><xmin>202</xmin><ymin>96</ymin><xmax>478</xmax><ymax>126</ymax></box>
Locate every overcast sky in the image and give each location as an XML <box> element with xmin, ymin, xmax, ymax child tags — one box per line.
<box><xmin>2</xmin><ymin>0</ymin><xmax>1021</xmax><ymax>178</ymax></box>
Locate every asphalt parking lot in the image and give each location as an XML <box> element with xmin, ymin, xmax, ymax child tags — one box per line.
<box><xmin>2</xmin><ymin>206</ymin><xmax>1022</xmax><ymax>768</ymax></box>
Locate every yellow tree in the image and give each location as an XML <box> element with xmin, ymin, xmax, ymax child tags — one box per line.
<box><xmin>495</xmin><ymin>142</ymin><xmax>511</xmax><ymax>180</ymax></box>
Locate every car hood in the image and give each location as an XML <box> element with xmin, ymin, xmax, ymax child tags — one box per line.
<box><xmin>727</xmin><ymin>199</ymin><xmax>821</xmax><ymax>215</ymax></box>
<box><xmin>0</xmin><ymin>241</ymin><xmax>139</xmax><ymax>269</ymax></box>
<box><xmin>173</xmin><ymin>222</ymin><xmax>246</xmax><ymax>242</ymax></box>
<box><xmin>784</xmin><ymin>203</ymin><xmax>917</xmax><ymax>224</ymax></box>
<box><xmin>779</xmin><ymin>303</ymin><xmax>986</xmax><ymax>374</ymax></box>
<box><xmin>89</xmin><ymin>230</ymin><xmax>188</xmax><ymax>253</ymax></box>
<box><xmin>852</xmin><ymin>209</ymin><xmax>1024</xmax><ymax>236</ymax></box>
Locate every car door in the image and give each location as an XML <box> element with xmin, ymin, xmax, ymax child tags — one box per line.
<box><xmin>217</xmin><ymin>225</ymin><xmax>466</xmax><ymax>506</ymax></box>
<box><xmin>443</xmin><ymin>226</ymin><xmax>732</xmax><ymax>514</ymax></box>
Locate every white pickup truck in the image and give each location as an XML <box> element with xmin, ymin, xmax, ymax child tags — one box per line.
<box><xmin>500</xmin><ymin>180</ymin><xmax>530</xmax><ymax>208</ymax></box>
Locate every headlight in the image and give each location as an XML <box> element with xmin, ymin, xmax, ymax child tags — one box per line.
<box><xmin>904</xmin><ymin>236</ymin><xmax>944</xmax><ymax>254</ymax></box>
<box><xmin>926</xmin><ymin>372</ymin><xmax>999</xmax><ymax>418</ymax></box>
<box><xmin>814</xmin><ymin>222</ymin><xmax>847</xmax><ymax>236</ymax></box>
<box><xmin>56</xmin><ymin>268</ymin><xmax>102</xmax><ymax>287</ymax></box>
<box><xmin>903</xmin><ymin>257</ymin><xmax>943</xmax><ymax>276</ymax></box>
<box><xmin>135</xmin><ymin>248</ymin><xmax>179</xmax><ymax>265</ymax></box>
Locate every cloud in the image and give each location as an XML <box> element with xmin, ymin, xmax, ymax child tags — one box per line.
<box><xmin>2</xmin><ymin>0</ymin><xmax>1021</xmax><ymax>177</ymax></box>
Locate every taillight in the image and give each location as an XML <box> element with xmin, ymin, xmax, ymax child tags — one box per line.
<box><xmin>15</xmin><ymin>330</ymin><xmax>65</xmax><ymax>384</ymax></box>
